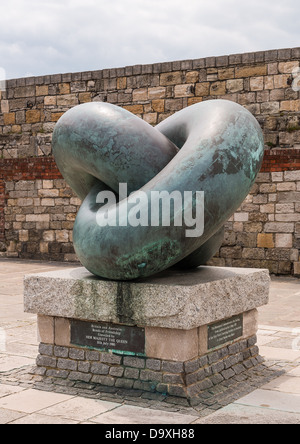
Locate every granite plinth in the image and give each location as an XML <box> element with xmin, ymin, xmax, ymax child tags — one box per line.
<box><xmin>24</xmin><ymin>266</ymin><xmax>269</xmax><ymax>402</ymax></box>
<box><xmin>24</xmin><ymin>266</ymin><xmax>270</xmax><ymax>330</ymax></box>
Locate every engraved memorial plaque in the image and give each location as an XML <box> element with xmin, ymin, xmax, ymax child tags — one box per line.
<box><xmin>208</xmin><ymin>314</ymin><xmax>243</xmax><ymax>350</ymax></box>
<box><xmin>71</xmin><ymin>320</ymin><xmax>145</xmax><ymax>354</ymax></box>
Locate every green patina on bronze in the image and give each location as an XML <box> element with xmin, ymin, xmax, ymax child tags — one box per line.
<box><xmin>52</xmin><ymin>100</ymin><xmax>264</xmax><ymax>281</ymax></box>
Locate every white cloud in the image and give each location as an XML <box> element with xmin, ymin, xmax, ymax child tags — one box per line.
<box><xmin>0</xmin><ymin>0</ymin><xmax>299</xmax><ymax>79</ymax></box>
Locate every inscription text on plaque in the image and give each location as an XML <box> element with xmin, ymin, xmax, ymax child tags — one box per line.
<box><xmin>71</xmin><ymin>320</ymin><xmax>145</xmax><ymax>355</ymax></box>
<box><xmin>208</xmin><ymin>314</ymin><xmax>243</xmax><ymax>350</ymax></box>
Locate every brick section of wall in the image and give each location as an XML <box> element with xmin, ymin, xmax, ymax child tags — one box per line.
<box><xmin>261</xmin><ymin>148</ymin><xmax>300</xmax><ymax>172</ymax></box>
<box><xmin>0</xmin><ymin>157</ymin><xmax>61</xmax><ymax>181</ymax></box>
<box><xmin>0</xmin><ymin>47</ymin><xmax>300</xmax><ymax>273</ymax></box>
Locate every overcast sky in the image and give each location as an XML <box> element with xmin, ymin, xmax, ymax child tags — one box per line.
<box><xmin>0</xmin><ymin>0</ymin><xmax>299</xmax><ymax>80</ymax></box>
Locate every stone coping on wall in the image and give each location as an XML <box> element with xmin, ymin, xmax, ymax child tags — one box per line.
<box><xmin>4</xmin><ymin>47</ymin><xmax>300</xmax><ymax>87</ymax></box>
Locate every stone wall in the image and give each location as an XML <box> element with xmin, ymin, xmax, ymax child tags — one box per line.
<box><xmin>214</xmin><ymin>168</ymin><xmax>300</xmax><ymax>275</ymax></box>
<box><xmin>0</xmin><ymin>47</ymin><xmax>300</xmax><ymax>275</ymax></box>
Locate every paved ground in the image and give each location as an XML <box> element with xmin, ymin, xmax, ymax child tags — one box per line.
<box><xmin>0</xmin><ymin>259</ymin><xmax>300</xmax><ymax>424</ymax></box>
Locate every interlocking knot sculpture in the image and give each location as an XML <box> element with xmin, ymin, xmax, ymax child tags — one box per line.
<box><xmin>52</xmin><ymin>100</ymin><xmax>264</xmax><ymax>280</ymax></box>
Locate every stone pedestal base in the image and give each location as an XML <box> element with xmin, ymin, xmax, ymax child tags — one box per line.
<box><xmin>24</xmin><ymin>266</ymin><xmax>269</xmax><ymax>403</ymax></box>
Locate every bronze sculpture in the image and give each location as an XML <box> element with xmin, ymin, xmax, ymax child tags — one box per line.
<box><xmin>52</xmin><ymin>100</ymin><xmax>264</xmax><ymax>280</ymax></box>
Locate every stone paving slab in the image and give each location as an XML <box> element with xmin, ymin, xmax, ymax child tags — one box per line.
<box><xmin>194</xmin><ymin>404</ymin><xmax>300</xmax><ymax>424</ymax></box>
<box><xmin>0</xmin><ymin>356</ymin><xmax>35</xmax><ymax>373</ymax></box>
<box><xmin>37</xmin><ymin>397</ymin><xmax>122</xmax><ymax>422</ymax></box>
<box><xmin>0</xmin><ymin>408</ymin><xmax>27</xmax><ymax>424</ymax></box>
<box><xmin>262</xmin><ymin>375</ymin><xmax>300</xmax><ymax>394</ymax></box>
<box><xmin>0</xmin><ymin>259</ymin><xmax>300</xmax><ymax>424</ymax></box>
<box><xmin>288</xmin><ymin>366</ymin><xmax>300</xmax><ymax>376</ymax></box>
<box><xmin>258</xmin><ymin>346</ymin><xmax>300</xmax><ymax>362</ymax></box>
<box><xmin>0</xmin><ymin>388</ymin><xmax>74</xmax><ymax>414</ymax></box>
<box><xmin>0</xmin><ymin>384</ymin><xmax>25</xmax><ymax>397</ymax></box>
<box><xmin>234</xmin><ymin>388</ymin><xmax>300</xmax><ymax>414</ymax></box>
<box><xmin>91</xmin><ymin>405</ymin><xmax>196</xmax><ymax>424</ymax></box>
<box><xmin>258</xmin><ymin>276</ymin><xmax>300</xmax><ymax>328</ymax></box>
<box><xmin>10</xmin><ymin>413</ymin><xmax>79</xmax><ymax>425</ymax></box>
